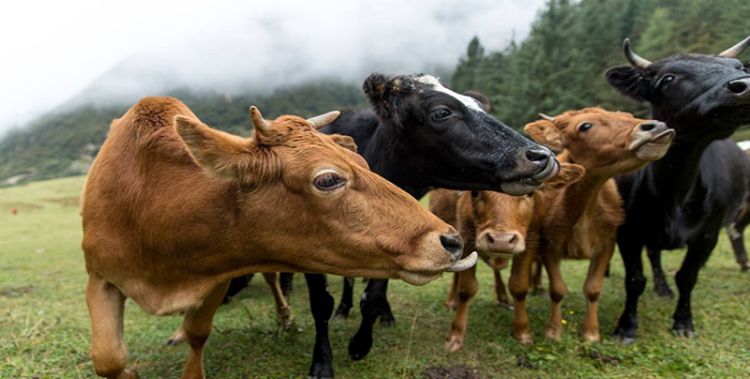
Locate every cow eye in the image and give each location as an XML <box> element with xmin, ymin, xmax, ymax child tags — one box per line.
<box><xmin>430</xmin><ymin>107</ymin><xmax>452</xmax><ymax>122</ymax></box>
<box><xmin>657</xmin><ymin>74</ymin><xmax>675</xmax><ymax>89</ymax></box>
<box><xmin>578</xmin><ymin>122</ymin><xmax>593</xmax><ymax>132</ymax></box>
<box><xmin>313</xmin><ymin>171</ymin><xmax>346</xmax><ymax>191</ymax></box>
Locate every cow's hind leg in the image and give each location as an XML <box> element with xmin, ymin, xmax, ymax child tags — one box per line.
<box><xmin>334</xmin><ymin>277</ymin><xmax>355</xmax><ymax>318</ymax></box>
<box><xmin>179</xmin><ymin>281</ymin><xmax>229</xmax><ymax>379</ymax></box>
<box><xmin>305</xmin><ymin>274</ymin><xmax>335</xmax><ymax>379</ymax></box>
<box><xmin>86</xmin><ymin>274</ymin><xmax>135</xmax><ymax>379</ymax></box>
<box><xmin>647</xmin><ymin>248</ymin><xmax>674</xmax><ymax>298</ymax></box>
<box><xmin>490</xmin><ymin>259</ymin><xmax>512</xmax><ymax>309</ymax></box>
<box><xmin>531</xmin><ymin>258</ymin><xmax>545</xmax><ymax>296</ymax></box>
<box><xmin>729</xmin><ymin>208</ymin><xmax>750</xmax><ymax>271</ymax></box>
<box><xmin>262</xmin><ymin>272</ymin><xmax>294</xmax><ymax>331</ymax></box>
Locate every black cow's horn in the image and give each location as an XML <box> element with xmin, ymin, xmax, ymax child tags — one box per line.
<box><xmin>623</xmin><ymin>38</ymin><xmax>652</xmax><ymax>69</ymax></box>
<box><xmin>719</xmin><ymin>35</ymin><xmax>750</xmax><ymax>58</ymax></box>
<box><xmin>539</xmin><ymin>113</ymin><xmax>555</xmax><ymax>122</ymax></box>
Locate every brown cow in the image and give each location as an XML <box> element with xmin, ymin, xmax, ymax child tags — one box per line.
<box><xmin>509</xmin><ymin>107</ymin><xmax>674</xmax><ymax>344</ymax></box>
<box><xmin>430</xmin><ymin>163</ymin><xmax>584</xmax><ymax>352</ymax></box>
<box><xmin>80</xmin><ymin>97</ymin><xmax>477</xmax><ymax>379</ymax></box>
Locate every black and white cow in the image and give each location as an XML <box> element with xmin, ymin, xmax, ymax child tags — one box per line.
<box><xmin>605</xmin><ymin>36</ymin><xmax>750</xmax><ymax>342</ymax></box>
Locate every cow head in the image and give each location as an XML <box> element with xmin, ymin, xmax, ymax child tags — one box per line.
<box><xmin>174</xmin><ymin>107</ymin><xmax>477</xmax><ymax>285</ymax></box>
<box><xmin>364</xmin><ymin>74</ymin><xmax>558</xmax><ymax>195</ymax></box>
<box><xmin>525</xmin><ymin>108</ymin><xmax>675</xmax><ymax>177</ymax></box>
<box><xmin>606</xmin><ymin>36</ymin><xmax>750</xmax><ymax>140</ymax></box>
<box><xmin>460</xmin><ymin>163</ymin><xmax>584</xmax><ymax>259</ymax></box>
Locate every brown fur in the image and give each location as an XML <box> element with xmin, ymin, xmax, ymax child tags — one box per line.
<box><xmin>430</xmin><ymin>163</ymin><xmax>583</xmax><ymax>352</ymax></box>
<box><xmin>81</xmin><ymin>97</ymin><xmax>461</xmax><ymax>379</ymax></box>
<box><xmin>509</xmin><ymin>107</ymin><xmax>672</xmax><ymax>344</ymax></box>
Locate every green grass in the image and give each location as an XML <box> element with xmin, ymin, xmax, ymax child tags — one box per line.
<box><xmin>2</xmin><ymin>176</ymin><xmax>750</xmax><ymax>378</ymax></box>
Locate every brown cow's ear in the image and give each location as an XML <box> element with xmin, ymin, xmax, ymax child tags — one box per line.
<box><xmin>544</xmin><ymin>162</ymin><xmax>585</xmax><ymax>188</ymax></box>
<box><xmin>175</xmin><ymin>116</ymin><xmax>252</xmax><ymax>180</ymax></box>
<box><xmin>330</xmin><ymin>134</ymin><xmax>358</xmax><ymax>153</ymax></box>
<box><xmin>524</xmin><ymin>119</ymin><xmax>564</xmax><ymax>152</ymax></box>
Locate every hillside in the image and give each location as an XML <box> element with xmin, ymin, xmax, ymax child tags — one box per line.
<box><xmin>0</xmin><ymin>82</ymin><xmax>367</xmax><ymax>185</ymax></box>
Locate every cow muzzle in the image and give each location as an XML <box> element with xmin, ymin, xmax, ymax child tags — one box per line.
<box><xmin>628</xmin><ymin>121</ymin><xmax>675</xmax><ymax>161</ymax></box>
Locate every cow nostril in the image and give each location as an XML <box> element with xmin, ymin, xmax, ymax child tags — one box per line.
<box><xmin>508</xmin><ymin>234</ymin><xmax>518</xmax><ymax>245</ymax></box>
<box><xmin>485</xmin><ymin>233</ymin><xmax>495</xmax><ymax>244</ymax></box>
<box><xmin>440</xmin><ymin>234</ymin><xmax>463</xmax><ymax>260</ymax></box>
<box><xmin>640</xmin><ymin>122</ymin><xmax>656</xmax><ymax>131</ymax></box>
<box><xmin>525</xmin><ymin>149</ymin><xmax>550</xmax><ymax>163</ymax></box>
<box><xmin>728</xmin><ymin>80</ymin><xmax>749</xmax><ymax>94</ymax></box>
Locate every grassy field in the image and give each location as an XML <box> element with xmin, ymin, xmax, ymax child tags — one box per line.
<box><xmin>2</xmin><ymin>176</ymin><xmax>749</xmax><ymax>378</ymax></box>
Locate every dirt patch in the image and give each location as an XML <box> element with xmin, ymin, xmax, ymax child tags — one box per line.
<box><xmin>0</xmin><ymin>285</ymin><xmax>33</xmax><ymax>298</ymax></box>
<box><xmin>43</xmin><ymin>196</ymin><xmax>80</xmax><ymax>208</ymax></box>
<box><xmin>423</xmin><ymin>365</ymin><xmax>483</xmax><ymax>379</ymax></box>
<box><xmin>581</xmin><ymin>348</ymin><xmax>621</xmax><ymax>367</ymax></box>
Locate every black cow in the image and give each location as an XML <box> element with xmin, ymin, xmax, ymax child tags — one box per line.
<box><xmin>230</xmin><ymin>73</ymin><xmax>555</xmax><ymax>378</ymax></box>
<box><xmin>605</xmin><ymin>36</ymin><xmax>750</xmax><ymax>342</ymax></box>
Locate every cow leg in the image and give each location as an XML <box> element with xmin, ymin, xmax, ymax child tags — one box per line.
<box><xmin>262</xmin><ymin>273</ymin><xmax>294</xmax><ymax>331</ymax></box>
<box><xmin>673</xmin><ymin>235</ymin><xmax>717</xmax><ymax>337</ymax></box>
<box><xmin>445</xmin><ymin>266</ymin><xmax>478</xmax><ymax>352</ymax></box>
<box><xmin>304</xmin><ymin>274</ymin><xmax>335</xmax><ymax>379</ymax></box>
<box><xmin>531</xmin><ymin>258</ymin><xmax>545</xmax><ymax>296</ymax></box>
<box><xmin>541</xmin><ymin>251</ymin><xmax>566</xmax><ymax>341</ymax></box>
<box><xmin>179</xmin><ymin>281</ymin><xmax>228</xmax><ymax>379</ymax></box>
<box><xmin>581</xmin><ymin>240</ymin><xmax>615</xmax><ymax>343</ymax></box>
<box><xmin>279</xmin><ymin>272</ymin><xmax>294</xmax><ymax>297</ymax></box>
<box><xmin>509</xmin><ymin>249</ymin><xmax>535</xmax><ymax>344</ymax></box>
<box><xmin>86</xmin><ymin>274</ymin><xmax>135</xmax><ymax>379</ymax></box>
<box><xmin>444</xmin><ymin>273</ymin><xmax>459</xmax><ymax>310</ymax></box>
<box><xmin>729</xmin><ymin>210</ymin><xmax>750</xmax><ymax>271</ymax></box>
<box><xmin>348</xmin><ymin>279</ymin><xmax>389</xmax><ymax>360</ymax></box>
<box><xmin>223</xmin><ymin>274</ymin><xmax>252</xmax><ymax>303</ymax></box>
<box><xmin>334</xmin><ymin>277</ymin><xmax>355</xmax><ymax>318</ymax></box>
<box><xmin>647</xmin><ymin>248</ymin><xmax>674</xmax><ymax>298</ymax></box>
<box><xmin>612</xmin><ymin>232</ymin><xmax>645</xmax><ymax>344</ymax></box>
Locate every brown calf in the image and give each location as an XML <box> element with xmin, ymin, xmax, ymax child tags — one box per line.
<box><xmin>430</xmin><ymin>163</ymin><xmax>584</xmax><ymax>352</ymax></box>
<box><xmin>509</xmin><ymin>107</ymin><xmax>674</xmax><ymax>344</ymax></box>
<box><xmin>80</xmin><ymin>97</ymin><xmax>477</xmax><ymax>379</ymax></box>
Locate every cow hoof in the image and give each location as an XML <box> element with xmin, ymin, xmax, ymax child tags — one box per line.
<box><xmin>378</xmin><ymin>309</ymin><xmax>396</xmax><ymax>327</ymax></box>
<box><xmin>333</xmin><ymin>304</ymin><xmax>351</xmax><ymax>319</ymax></box>
<box><xmin>308</xmin><ymin>362</ymin><xmax>333</xmax><ymax>379</ymax></box>
<box><xmin>654</xmin><ymin>284</ymin><xmax>675</xmax><ymax>299</ymax></box>
<box><xmin>444</xmin><ymin>300</ymin><xmax>458</xmax><ymax>311</ymax></box>
<box><xmin>497</xmin><ymin>300</ymin><xmax>514</xmax><ymax>310</ymax></box>
<box><xmin>672</xmin><ymin>326</ymin><xmax>697</xmax><ymax>338</ymax></box>
<box><xmin>513</xmin><ymin>332</ymin><xmax>533</xmax><ymax>345</ymax></box>
<box><xmin>119</xmin><ymin>368</ymin><xmax>139</xmax><ymax>379</ymax></box>
<box><xmin>166</xmin><ymin>328</ymin><xmax>186</xmax><ymax>346</ymax></box>
<box><xmin>581</xmin><ymin>332</ymin><xmax>600</xmax><ymax>343</ymax></box>
<box><xmin>612</xmin><ymin>326</ymin><xmax>636</xmax><ymax>344</ymax></box>
<box><xmin>545</xmin><ymin>327</ymin><xmax>561</xmax><ymax>341</ymax></box>
<box><xmin>348</xmin><ymin>333</ymin><xmax>373</xmax><ymax>361</ymax></box>
<box><xmin>444</xmin><ymin>335</ymin><xmax>464</xmax><ymax>352</ymax></box>
<box><xmin>278</xmin><ymin>307</ymin><xmax>294</xmax><ymax>331</ymax></box>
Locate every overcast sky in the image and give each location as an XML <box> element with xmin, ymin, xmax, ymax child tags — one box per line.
<box><xmin>0</xmin><ymin>0</ymin><xmax>545</xmax><ymax>134</ymax></box>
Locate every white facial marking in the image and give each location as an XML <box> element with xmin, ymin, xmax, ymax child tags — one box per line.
<box><xmin>415</xmin><ymin>75</ymin><xmax>486</xmax><ymax>113</ymax></box>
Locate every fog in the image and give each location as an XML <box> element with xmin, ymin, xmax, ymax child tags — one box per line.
<box><xmin>0</xmin><ymin>0</ymin><xmax>545</xmax><ymax>134</ymax></box>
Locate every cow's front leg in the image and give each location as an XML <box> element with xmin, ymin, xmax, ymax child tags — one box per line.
<box><xmin>86</xmin><ymin>274</ymin><xmax>135</xmax><ymax>379</ymax></box>
<box><xmin>348</xmin><ymin>279</ymin><xmax>389</xmax><ymax>360</ymax></box>
<box><xmin>262</xmin><ymin>272</ymin><xmax>294</xmax><ymax>330</ymax></box>
<box><xmin>305</xmin><ymin>274</ymin><xmax>335</xmax><ymax>379</ymax></box>
<box><xmin>179</xmin><ymin>281</ymin><xmax>229</xmax><ymax>379</ymax></box>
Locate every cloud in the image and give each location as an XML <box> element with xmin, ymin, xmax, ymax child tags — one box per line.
<box><xmin>0</xmin><ymin>0</ymin><xmax>545</xmax><ymax>133</ymax></box>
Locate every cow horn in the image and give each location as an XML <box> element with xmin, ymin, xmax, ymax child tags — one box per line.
<box><xmin>249</xmin><ymin>106</ymin><xmax>272</xmax><ymax>133</ymax></box>
<box><xmin>719</xmin><ymin>35</ymin><xmax>750</xmax><ymax>58</ymax></box>
<box><xmin>307</xmin><ymin>111</ymin><xmax>341</xmax><ymax>130</ymax></box>
<box><xmin>539</xmin><ymin>113</ymin><xmax>556</xmax><ymax>122</ymax></box>
<box><xmin>624</xmin><ymin>38</ymin><xmax>652</xmax><ymax>69</ymax></box>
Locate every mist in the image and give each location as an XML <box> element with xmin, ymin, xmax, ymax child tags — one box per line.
<box><xmin>0</xmin><ymin>0</ymin><xmax>545</xmax><ymax>134</ymax></box>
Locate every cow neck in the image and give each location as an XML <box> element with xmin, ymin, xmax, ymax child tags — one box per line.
<box><xmin>640</xmin><ymin>120</ymin><xmax>714</xmax><ymax>203</ymax></box>
<box><xmin>359</xmin><ymin>123</ymin><xmax>429</xmax><ymax>199</ymax></box>
<box><xmin>560</xmin><ymin>168</ymin><xmax>610</xmax><ymax>224</ymax></box>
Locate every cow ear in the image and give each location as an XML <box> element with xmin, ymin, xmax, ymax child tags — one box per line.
<box><xmin>524</xmin><ymin>119</ymin><xmax>563</xmax><ymax>151</ymax></box>
<box><xmin>329</xmin><ymin>134</ymin><xmax>357</xmax><ymax>153</ymax></box>
<box><xmin>175</xmin><ymin>116</ymin><xmax>254</xmax><ymax>181</ymax></box>
<box><xmin>544</xmin><ymin>162</ymin><xmax>585</xmax><ymax>188</ymax></box>
<box><xmin>363</xmin><ymin>74</ymin><xmax>412</xmax><ymax>125</ymax></box>
<box><xmin>605</xmin><ymin>65</ymin><xmax>650</xmax><ymax>102</ymax></box>
<box><xmin>463</xmin><ymin>90</ymin><xmax>492</xmax><ymax>112</ymax></box>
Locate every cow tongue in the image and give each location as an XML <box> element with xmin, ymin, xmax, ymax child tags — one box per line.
<box><xmin>445</xmin><ymin>251</ymin><xmax>478</xmax><ymax>272</ymax></box>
